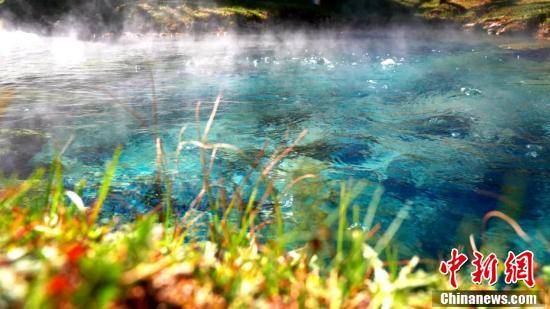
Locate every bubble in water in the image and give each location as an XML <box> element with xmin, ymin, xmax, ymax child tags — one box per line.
<box><xmin>526</xmin><ymin>144</ymin><xmax>542</xmax><ymax>150</ymax></box>
<box><xmin>526</xmin><ymin>151</ymin><xmax>539</xmax><ymax>158</ymax></box>
<box><xmin>347</xmin><ymin>222</ymin><xmax>363</xmax><ymax>230</ymax></box>
<box><xmin>460</xmin><ymin>87</ymin><xmax>482</xmax><ymax>96</ymax></box>
<box><xmin>380</xmin><ymin>58</ymin><xmax>396</xmax><ymax>66</ymax></box>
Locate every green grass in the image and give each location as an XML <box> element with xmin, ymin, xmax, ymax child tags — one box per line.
<box><xmin>126</xmin><ymin>2</ymin><xmax>272</xmax><ymax>32</ymax></box>
<box><xmin>0</xmin><ymin>98</ymin><xmax>547</xmax><ymax>308</ymax></box>
<box><xmin>480</xmin><ymin>2</ymin><xmax>549</xmax><ymax>22</ymax></box>
<box><xmin>390</xmin><ymin>0</ymin><xmax>548</xmax><ymax>37</ymax></box>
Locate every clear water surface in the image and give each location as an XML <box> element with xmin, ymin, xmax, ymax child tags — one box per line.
<box><xmin>1</xmin><ymin>28</ymin><xmax>548</xmax><ymax>260</ymax></box>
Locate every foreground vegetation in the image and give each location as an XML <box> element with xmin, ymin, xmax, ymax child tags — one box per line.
<box><xmin>0</xmin><ymin>171</ymin><xmax>440</xmax><ymax>307</ymax></box>
<box><xmin>0</xmin><ymin>98</ymin><xmax>548</xmax><ymax>308</ymax></box>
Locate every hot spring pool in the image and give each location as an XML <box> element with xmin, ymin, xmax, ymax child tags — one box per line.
<box><xmin>0</xmin><ymin>28</ymin><xmax>548</xmax><ymax>260</ymax></box>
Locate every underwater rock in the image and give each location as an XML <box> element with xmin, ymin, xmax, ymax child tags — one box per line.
<box><xmin>141</xmin><ymin>181</ymin><xmax>164</xmax><ymax>208</ymax></box>
<box><xmin>383</xmin><ymin>159</ymin><xmax>424</xmax><ymax>201</ymax></box>
<box><xmin>275</xmin><ymin>155</ymin><xmax>331</xmax><ymax>201</ymax></box>
<box><xmin>294</xmin><ymin>140</ymin><xmax>342</xmax><ymax>161</ymax></box>
<box><xmin>294</xmin><ymin>138</ymin><xmax>374</xmax><ymax>165</ymax></box>
<box><xmin>381</xmin><ymin>177</ymin><xmax>418</xmax><ymax>201</ymax></box>
<box><xmin>259</xmin><ymin>109</ymin><xmax>311</xmax><ymax>128</ymax></box>
<box><xmin>68</xmin><ymin>144</ymin><xmax>123</xmax><ymax>165</ymax></box>
<box><xmin>399</xmin><ymin>72</ymin><xmax>459</xmax><ymax>100</ymax></box>
<box><xmin>331</xmin><ymin>142</ymin><xmax>372</xmax><ymax>165</ymax></box>
<box><xmin>413</xmin><ymin>114</ymin><xmax>473</xmax><ymax>138</ymax></box>
<box><xmin>277</xmin><ymin>155</ymin><xmax>328</xmax><ymax>175</ymax></box>
<box><xmin>0</xmin><ymin>128</ymin><xmax>46</xmax><ymax>177</ymax></box>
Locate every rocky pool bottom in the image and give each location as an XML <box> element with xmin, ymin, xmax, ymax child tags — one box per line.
<box><xmin>0</xmin><ymin>28</ymin><xmax>548</xmax><ymax>262</ymax></box>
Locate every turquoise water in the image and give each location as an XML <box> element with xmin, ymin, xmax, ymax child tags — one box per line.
<box><xmin>0</xmin><ymin>29</ymin><xmax>548</xmax><ymax>260</ymax></box>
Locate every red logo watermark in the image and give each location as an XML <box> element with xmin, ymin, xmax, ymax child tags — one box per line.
<box><xmin>439</xmin><ymin>248</ymin><xmax>468</xmax><ymax>289</ymax></box>
<box><xmin>471</xmin><ymin>251</ymin><xmax>499</xmax><ymax>286</ymax></box>
<box><xmin>439</xmin><ymin>249</ymin><xmax>535</xmax><ymax>289</ymax></box>
<box><xmin>504</xmin><ymin>251</ymin><xmax>535</xmax><ymax>288</ymax></box>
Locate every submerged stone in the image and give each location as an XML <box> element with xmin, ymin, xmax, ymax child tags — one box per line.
<box><xmin>413</xmin><ymin>114</ymin><xmax>473</xmax><ymax>138</ymax></box>
<box><xmin>294</xmin><ymin>138</ymin><xmax>374</xmax><ymax>165</ymax></box>
<box><xmin>0</xmin><ymin>128</ymin><xmax>46</xmax><ymax>177</ymax></box>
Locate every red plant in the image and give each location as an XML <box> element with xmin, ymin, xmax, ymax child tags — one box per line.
<box><xmin>66</xmin><ymin>244</ymin><xmax>87</xmax><ymax>263</ymax></box>
<box><xmin>46</xmin><ymin>275</ymin><xmax>71</xmax><ymax>296</ymax></box>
